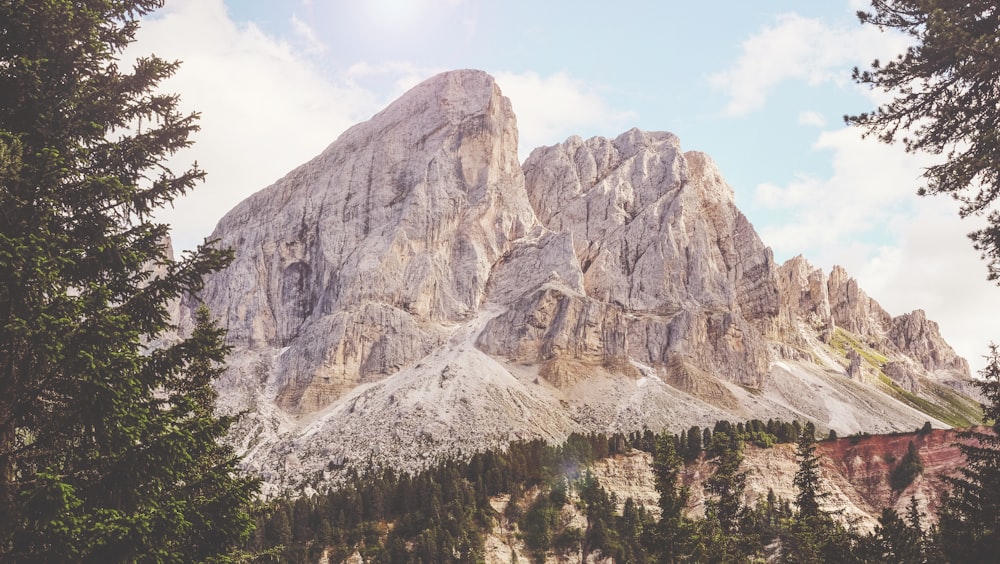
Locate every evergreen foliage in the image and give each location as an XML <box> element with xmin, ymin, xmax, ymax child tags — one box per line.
<box><xmin>0</xmin><ymin>1</ymin><xmax>259</xmax><ymax>559</ymax></box>
<box><xmin>249</xmin><ymin>417</ymin><xmax>1000</xmax><ymax>563</ymax></box>
<box><xmin>936</xmin><ymin>345</ymin><xmax>1000</xmax><ymax>562</ymax></box>
<box><xmin>848</xmin><ymin>0</ymin><xmax>1000</xmax><ymax>280</ymax></box>
<box><xmin>889</xmin><ymin>440</ymin><xmax>924</xmax><ymax>491</ymax></box>
<box><xmin>793</xmin><ymin>422</ymin><xmax>823</xmax><ymax>519</ymax></box>
<box><xmin>649</xmin><ymin>430</ymin><xmax>693</xmax><ymax>560</ymax></box>
<box><xmin>251</xmin><ymin>422</ymin><xmax>825</xmax><ymax>562</ymax></box>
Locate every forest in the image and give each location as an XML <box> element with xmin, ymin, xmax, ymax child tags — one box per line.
<box><xmin>250</xmin><ymin>417</ymin><xmax>994</xmax><ymax>563</ymax></box>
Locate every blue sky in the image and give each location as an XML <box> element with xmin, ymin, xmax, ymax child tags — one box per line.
<box><xmin>132</xmin><ymin>0</ymin><xmax>1000</xmax><ymax>372</ymax></box>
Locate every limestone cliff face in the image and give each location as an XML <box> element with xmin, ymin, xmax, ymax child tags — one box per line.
<box><xmin>828</xmin><ymin>265</ymin><xmax>894</xmax><ymax>338</ymax></box>
<box><xmin>192</xmin><ymin>70</ymin><xmax>979</xmax><ymax>492</ymax></box>
<box><xmin>504</xmin><ymin>132</ymin><xmax>779</xmax><ymax>389</ymax></box>
<box><xmin>776</xmin><ymin>255</ymin><xmax>832</xmax><ymax>333</ymax></box>
<box><xmin>890</xmin><ymin>310</ymin><xmax>969</xmax><ymax>375</ymax></box>
<box><xmin>199</xmin><ymin>70</ymin><xmax>534</xmax><ymax>411</ymax></box>
<box><xmin>775</xmin><ymin>257</ymin><xmax>971</xmax><ymax>393</ymax></box>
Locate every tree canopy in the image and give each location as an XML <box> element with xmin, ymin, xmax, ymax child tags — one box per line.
<box><xmin>0</xmin><ymin>1</ymin><xmax>258</xmax><ymax>560</ymax></box>
<box><xmin>937</xmin><ymin>345</ymin><xmax>1000</xmax><ymax>561</ymax></box>
<box><xmin>847</xmin><ymin>0</ymin><xmax>1000</xmax><ymax>280</ymax></box>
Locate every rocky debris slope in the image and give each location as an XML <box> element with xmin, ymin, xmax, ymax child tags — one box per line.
<box><xmin>188</xmin><ymin>69</ymin><xmax>980</xmax><ymax>492</ymax></box>
<box><xmin>478</xmin><ymin>429</ymin><xmax>966</xmax><ymax>561</ymax></box>
<box><xmin>587</xmin><ymin>429</ymin><xmax>966</xmax><ymax>534</ymax></box>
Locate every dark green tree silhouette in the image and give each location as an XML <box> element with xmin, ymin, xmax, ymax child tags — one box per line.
<box><xmin>866</xmin><ymin>507</ymin><xmax>925</xmax><ymax>564</ymax></box>
<box><xmin>646</xmin><ymin>432</ymin><xmax>694</xmax><ymax>561</ymax></box>
<box><xmin>937</xmin><ymin>344</ymin><xmax>1000</xmax><ymax>562</ymax></box>
<box><xmin>793</xmin><ymin>422</ymin><xmax>823</xmax><ymax>518</ymax></box>
<box><xmin>0</xmin><ymin>1</ymin><xmax>258</xmax><ymax>560</ymax></box>
<box><xmin>848</xmin><ymin>1</ymin><xmax>1000</xmax><ymax>280</ymax></box>
<box><xmin>889</xmin><ymin>440</ymin><xmax>924</xmax><ymax>491</ymax></box>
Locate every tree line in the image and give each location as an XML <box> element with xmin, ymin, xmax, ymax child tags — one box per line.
<box><xmin>250</xmin><ymin>416</ymin><xmax>999</xmax><ymax>563</ymax></box>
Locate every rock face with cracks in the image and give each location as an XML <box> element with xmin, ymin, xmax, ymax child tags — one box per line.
<box><xmin>188</xmin><ymin>70</ymin><xmax>979</xmax><ymax>493</ymax></box>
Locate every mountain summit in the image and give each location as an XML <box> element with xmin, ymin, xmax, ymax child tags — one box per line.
<box><xmin>190</xmin><ymin>70</ymin><xmax>977</xmax><ymax>492</ymax></box>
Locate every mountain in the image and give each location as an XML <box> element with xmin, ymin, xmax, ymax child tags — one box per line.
<box><xmin>186</xmin><ymin>69</ymin><xmax>979</xmax><ymax>493</ymax></box>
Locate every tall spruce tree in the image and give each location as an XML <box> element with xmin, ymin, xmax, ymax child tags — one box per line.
<box><xmin>847</xmin><ymin>1</ymin><xmax>1000</xmax><ymax>280</ymax></box>
<box><xmin>793</xmin><ymin>422</ymin><xmax>822</xmax><ymax>519</ymax></box>
<box><xmin>647</xmin><ymin>432</ymin><xmax>693</xmax><ymax>561</ymax></box>
<box><xmin>936</xmin><ymin>344</ymin><xmax>1000</xmax><ymax>562</ymax></box>
<box><xmin>0</xmin><ymin>1</ymin><xmax>258</xmax><ymax>560</ymax></box>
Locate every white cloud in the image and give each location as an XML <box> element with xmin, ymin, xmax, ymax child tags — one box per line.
<box><xmin>130</xmin><ymin>0</ymin><xmax>381</xmax><ymax>252</ymax></box>
<box><xmin>710</xmin><ymin>13</ymin><xmax>909</xmax><ymax>116</ymax></box>
<box><xmin>854</xmin><ymin>203</ymin><xmax>1000</xmax><ymax>374</ymax></box>
<box><xmin>756</xmin><ymin>126</ymin><xmax>930</xmax><ymax>259</ymax></box>
<box><xmin>290</xmin><ymin>14</ymin><xmax>325</xmax><ymax>54</ymax></box>
<box><xmin>753</xmin><ymin>124</ymin><xmax>1000</xmax><ymax>372</ymax></box>
<box><xmin>798</xmin><ymin>110</ymin><xmax>827</xmax><ymax>127</ymax></box>
<box><xmin>493</xmin><ymin>70</ymin><xmax>638</xmax><ymax>160</ymax></box>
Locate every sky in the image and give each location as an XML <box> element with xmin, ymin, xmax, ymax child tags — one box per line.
<box><xmin>129</xmin><ymin>0</ymin><xmax>1000</xmax><ymax>373</ymax></box>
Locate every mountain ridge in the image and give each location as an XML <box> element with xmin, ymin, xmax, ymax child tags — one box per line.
<box><xmin>182</xmin><ymin>69</ymin><xmax>979</xmax><ymax>493</ymax></box>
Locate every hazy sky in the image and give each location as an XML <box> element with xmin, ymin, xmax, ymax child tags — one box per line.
<box><xmin>130</xmin><ymin>0</ymin><xmax>1000</xmax><ymax>372</ymax></box>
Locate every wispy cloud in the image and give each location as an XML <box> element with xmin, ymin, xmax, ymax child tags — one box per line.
<box><xmin>131</xmin><ymin>0</ymin><xmax>380</xmax><ymax>251</ymax></box>
<box><xmin>798</xmin><ymin>110</ymin><xmax>827</xmax><ymax>127</ymax></box>
<box><xmin>710</xmin><ymin>13</ymin><xmax>908</xmax><ymax>116</ymax></box>
<box><xmin>756</xmin><ymin>127</ymin><xmax>928</xmax><ymax>258</ymax></box>
<box><xmin>494</xmin><ymin>70</ymin><xmax>638</xmax><ymax>160</ymax></box>
<box><xmin>290</xmin><ymin>14</ymin><xmax>325</xmax><ymax>54</ymax></box>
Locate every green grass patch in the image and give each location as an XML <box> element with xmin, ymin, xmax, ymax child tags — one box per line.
<box><xmin>876</xmin><ymin>374</ymin><xmax>982</xmax><ymax>428</ymax></box>
<box><xmin>828</xmin><ymin>329</ymin><xmax>981</xmax><ymax>428</ymax></box>
<box><xmin>830</xmin><ymin>328</ymin><xmax>889</xmax><ymax>368</ymax></box>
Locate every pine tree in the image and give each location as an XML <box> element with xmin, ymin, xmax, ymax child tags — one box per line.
<box><xmin>704</xmin><ymin>430</ymin><xmax>748</xmax><ymax>535</ymax></box>
<box><xmin>937</xmin><ymin>344</ymin><xmax>1000</xmax><ymax>562</ymax></box>
<box><xmin>616</xmin><ymin>497</ymin><xmax>649</xmax><ymax>563</ymax></box>
<box><xmin>848</xmin><ymin>1</ymin><xmax>1000</xmax><ymax>280</ymax></box>
<box><xmin>647</xmin><ymin>432</ymin><xmax>693</xmax><ymax>561</ymax></box>
<box><xmin>702</xmin><ymin>430</ymin><xmax>752</xmax><ymax>562</ymax></box>
<box><xmin>793</xmin><ymin>422</ymin><xmax>823</xmax><ymax>518</ymax></box>
<box><xmin>868</xmin><ymin>507</ymin><xmax>924</xmax><ymax>564</ymax></box>
<box><xmin>685</xmin><ymin>425</ymin><xmax>702</xmax><ymax>462</ymax></box>
<box><xmin>0</xmin><ymin>1</ymin><xmax>258</xmax><ymax>560</ymax></box>
<box><xmin>889</xmin><ymin>440</ymin><xmax>924</xmax><ymax>491</ymax></box>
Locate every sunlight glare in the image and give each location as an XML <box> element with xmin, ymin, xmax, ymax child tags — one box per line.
<box><xmin>364</xmin><ymin>0</ymin><xmax>424</xmax><ymax>31</ymax></box>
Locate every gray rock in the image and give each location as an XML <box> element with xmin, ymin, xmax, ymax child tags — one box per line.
<box><xmin>183</xmin><ymin>70</ymin><xmax>978</xmax><ymax>493</ymax></box>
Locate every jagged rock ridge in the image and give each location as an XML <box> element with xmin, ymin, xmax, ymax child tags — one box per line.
<box><xmin>190</xmin><ymin>70</ymin><xmax>979</xmax><ymax>492</ymax></box>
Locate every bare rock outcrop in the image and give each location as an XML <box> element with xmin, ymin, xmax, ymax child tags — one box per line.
<box><xmin>775</xmin><ymin>255</ymin><xmax>833</xmax><ymax>335</ymax></box>
<box><xmin>189</xmin><ymin>70</ymin><xmax>979</xmax><ymax>492</ymax></box>
<box><xmin>588</xmin><ymin>429</ymin><xmax>968</xmax><ymax>534</ymax></box>
<box><xmin>517</xmin><ymin>131</ymin><xmax>778</xmax><ymax>389</ymax></box>
<box><xmin>890</xmin><ymin>309</ymin><xmax>970</xmax><ymax>376</ymax></box>
<box><xmin>828</xmin><ymin>265</ymin><xmax>893</xmax><ymax>340</ymax></box>
<box><xmin>198</xmin><ymin>70</ymin><xmax>534</xmax><ymax>412</ymax></box>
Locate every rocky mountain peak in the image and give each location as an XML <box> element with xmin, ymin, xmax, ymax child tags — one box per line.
<box><xmin>890</xmin><ymin>309</ymin><xmax>970</xmax><ymax>375</ymax></box>
<box><xmin>190</xmin><ymin>70</ymin><xmax>979</xmax><ymax>492</ymax></box>
<box><xmin>199</xmin><ymin>70</ymin><xmax>535</xmax><ymax>412</ymax></box>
